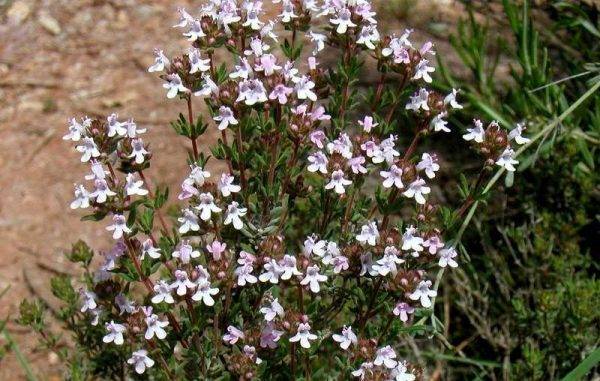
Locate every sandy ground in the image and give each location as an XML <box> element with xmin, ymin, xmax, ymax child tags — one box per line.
<box><xmin>0</xmin><ymin>0</ymin><xmax>463</xmax><ymax>378</ymax></box>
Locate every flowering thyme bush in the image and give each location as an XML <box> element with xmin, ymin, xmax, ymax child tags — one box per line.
<box><xmin>21</xmin><ymin>1</ymin><xmax>528</xmax><ymax>379</ymax></box>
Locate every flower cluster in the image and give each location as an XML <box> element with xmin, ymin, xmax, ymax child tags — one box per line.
<box><xmin>58</xmin><ymin>1</ymin><xmax>525</xmax><ymax>379</ymax></box>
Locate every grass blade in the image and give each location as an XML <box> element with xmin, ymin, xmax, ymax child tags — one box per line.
<box><xmin>561</xmin><ymin>348</ymin><xmax>600</xmax><ymax>381</ymax></box>
<box><xmin>2</xmin><ymin>330</ymin><xmax>38</xmax><ymax>381</ymax></box>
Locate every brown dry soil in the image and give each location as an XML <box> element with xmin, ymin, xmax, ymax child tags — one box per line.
<box><xmin>0</xmin><ymin>1</ymin><xmax>465</xmax><ymax>379</ymax></box>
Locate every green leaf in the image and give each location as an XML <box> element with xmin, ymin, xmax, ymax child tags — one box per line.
<box><xmin>561</xmin><ymin>348</ymin><xmax>600</xmax><ymax>381</ymax></box>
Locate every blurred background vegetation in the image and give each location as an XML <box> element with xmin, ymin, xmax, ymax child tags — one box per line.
<box><xmin>427</xmin><ymin>0</ymin><xmax>599</xmax><ymax>379</ymax></box>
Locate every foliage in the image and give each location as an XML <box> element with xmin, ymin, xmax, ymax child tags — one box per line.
<box><xmin>436</xmin><ymin>0</ymin><xmax>600</xmax><ymax>379</ymax></box>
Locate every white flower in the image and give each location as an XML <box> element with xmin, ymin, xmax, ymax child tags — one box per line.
<box><xmin>269</xmin><ymin>84</ymin><xmax>294</xmax><ymax>104</ymax></box>
<box><xmin>259</xmin><ymin>259</ymin><xmax>283</xmax><ymax>284</ymax></box>
<box><xmin>282</xmin><ymin>61</ymin><xmax>299</xmax><ymax>81</ymax></box>
<box><xmin>349</xmin><ymin>156</ymin><xmax>367</xmax><ymax>174</ymax></box>
<box><xmin>356</xmin><ymin>25</ymin><xmax>380</xmax><ymax>50</ymax></box>
<box><xmin>89</xmin><ymin>308</ymin><xmax>102</xmax><ymax>326</ymax></box>
<box><xmin>115</xmin><ymin>293</ymin><xmax>135</xmax><ymax>315</ymax></box>
<box><xmin>380</xmin><ymin>164</ymin><xmax>404</xmax><ymax>189</ymax></box>
<box><xmin>331</xmin><ymin>255</ymin><xmax>349</xmax><ymax>273</ymax></box>
<box><xmin>373</xmin><ymin>246</ymin><xmax>405</xmax><ymax>276</ymax></box>
<box><xmin>356</xmin><ymin>221</ymin><xmax>379</xmax><ymax>246</ymax></box>
<box><xmin>63</xmin><ymin>117</ymin><xmax>87</xmax><ymax>142</ymax></box>
<box><xmin>173</xmin><ymin>7</ymin><xmax>193</xmax><ymax>28</ymax></box>
<box><xmin>300</xmin><ymin>265</ymin><xmax>327</xmax><ymax>293</ymax></box>
<box><xmin>325</xmin><ymin>170</ymin><xmax>352</xmax><ymax>194</ymax></box>
<box><xmin>293</xmin><ymin>75</ymin><xmax>317</xmax><ymax>102</ymax></box>
<box><xmin>401</xmin><ymin>226</ymin><xmax>423</xmax><ymax>252</ymax></box>
<box><xmin>163</xmin><ymin>73</ymin><xmax>188</xmax><ymax>99</ymax></box>
<box><xmin>431</xmin><ymin>112</ymin><xmax>450</xmax><ymax>132</ymax></box>
<box><xmin>330</xmin><ymin>8</ymin><xmax>356</xmax><ymax>34</ymax></box>
<box><xmin>191</xmin><ymin>280</ymin><xmax>219</xmax><ymax>306</ymax></box>
<box><xmin>145</xmin><ymin>313</ymin><xmax>169</xmax><ymax>340</ymax></box>
<box><xmin>243</xmin><ymin>6</ymin><xmax>263</xmax><ymax>30</ymax></box>
<box><xmin>508</xmin><ymin>122</ymin><xmax>530</xmax><ymax>145</ymax></box>
<box><xmin>125</xmin><ymin>119</ymin><xmax>146</xmax><ymax>138</ymax></box>
<box><xmin>223</xmin><ymin>325</ymin><xmax>245</xmax><ymax>345</ymax></box>
<box><xmin>463</xmin><ymin>119</ymin><xmax>485</xmax><ymax>143</ymax></box>
<box><xmin>307</xmin><ymin>151</ymin><xmax>328</xmax><ymax>174</ymax></box>
<box><xmin>194</xmin><ymin>74</ymin><xmax>219</xmax><ymax>97</ymax></box>
<box><xmin>183</xmin><ymin>19</ymin><xmax>205</xmax><ymax>41</ymax></box>
<box><xmin>255</xmin><ymin>53</ymin><xmax>281</xmax><ymax>76</ymax></box>
<box><xmin>235</xmin><ymin>265</ymin><xmax>257</xmax><ymax>286</ymax></box>
<box><xmin>238</xmin><ymin>251</ymin><xmax>257</xmax><ymax>266</ymax></box>
<box><xmin>279</xmin><ymin>254</ymin><xmax>303</xmax><ymax>280</ymax></box>
<box><xmin>85</xmin><ymin>161</ymin><xmax>107</xmax><ymax>182</ymax></box>
<box><xmin>423</xmin><ymin>235</ymin><xmax>444</xmax><ymax>255</ymax></box>
<box><xmin>289</xmin><ymin>322</ymin><xmax>317</xmax><ymax>349</ymax></box>
<box><xmin>391</xmin><ymin>361</ymin><xmax>416</xmax><ymax>381</ymax></box>
<box><xmin>178</xmin><ymin>208</ymin><xmax>200</xmax><ymax>234</ymax></box>
<box><xmin>206</xmin><ymin>240</ymin><xmax>226</xmax><ymax>261</ymax></box>
<box><xmin>188</xmin><ymin>165</ymin><xmax>211</xmax><ymax>186</ymax></box>
<box><xmin>90</xmin><ymin>179</ymin><xmax>116</xmax><ymax>203</ymax></box>
<box><xmin>230</xmin><ymin>58</ymin><xmax>253</xmax><ymax>80</ymax></box>
<box><xmin>148</xmin><ymin>48</ymin><xmax>170</xmax><ymax>72</ymax></box>
<box><xmin>496</xmin><ymin>147</ymin><xmax>519</xmax><ymax>172</ymax></box>
<box><xmin>321</xmin><ymin>241</ymin><xmax>340</xmax><ymax>263</ymax></box>
<box><xmin>261</xmin><ymin>322</ymin><xmax>284</xmax><ymax>349</ymax></box>
<box><xmin>360</xmin><ymin>252</ymin><xmax>378</xmax><ymax>277</ymax></box>
<box><xmin>106</xmin><ymin>214</ymin><xmax>131</xmax><ymax>240</ymax></box>
<box><xmin>224</xmin><ymin>202</ymin><xmax>247</xmax><ymax>230</ymax></box>
<box><xmin>125</xmin><ymin>173</ymin><xmax>149</xmax><ymax>196</ymax></box>
<box><xmin>327</xmin><ymin>135</ymin><xmax>353</xmax><ymax>161</ymax></box>
<box><xmin>358</xmin><ymin>115</ymin><xmax>378</xmax><ymax>133</ymax></box>
<box><xmin>352</xmin><ymin>361</ymin><xmax>374</xmax><ymax>380</ymax></box>
<box><xmin>416</xmin><ymin>153</ymin><xmax>440</xmax><ymax>179</ymax></box>
<box><xmin>413</xmin><ymin>59</ymin><xmax>435</xmax><ymax>83</ymax></box>
<box><xmin>237</xmin><ymin>79</ymin><xmax>268</xmax><ymax>105</ymax></box>
<box><xmin>172</xmin><ymin>240</ymin><xmax>200</xmax><ymax>264</ymax></box>
<box><xmin>243</xmin><ymin>345</ymin><xmax>262</xmax><ymax>364</ymax></box>
<box><xmin>103</xmin><ymin>321</ymin><xmax>126</xmax><ymax>345</ymax></box>
<box><xmin>438</xmin><ymin>247</ymin><xmax>459</xmax><ymax>268</ymax></box>
<box><xmin>378</xmin><ymin>135</ymin><xmax>400</xmax><ymax>164</ymax></box>
<box><xmin>152</xmin><ymin>280</ymin><xmax>174</xmax><ymax>304</ymax></box>
<box><xmin>170</xmin><ymin>270</ymin><xmax>196</xmax><ymax>296</ymax></box>
<box><xmin>260</xmin><ymin>298</ymin><xmax>285</xmax><ymax>322</ymax></box>
<box><xmin>374</xmin><ymin>345</ymin><xmax>398</xmax><ymax>369</ymax></box>
<box><xmin>280</xmin><ymin>1</ymin><xmax>298</xmax><ymax>23</ymax></box>
<box><xmin>195</xmin><ymin>192</ymin><xmax>222</xmax><ymax>221</ymax></box>
<box><xmin>402</xmin><ymin>178</ymin><xmax>431</xmax><ymax>205</ymax></box>
<box><xmin>189</xmin><ymin>48</ymin><xmax>211</xmax><ymax>74</ymax></box>
<box><xmin>70</xmin><ymin>184</ymin><xmax>90</xmax><ymax>209</ymax></box>
<box><xmin>393</xmin><ymin>302</ymin><xmax>415</xmax><ymax>323</ymax></box>
<box><xmin>80</xmin><ymin>290</ymin><xmax>97</xmax><ymax>313</ymax></box>
<box><xmin>245</xmin><ymin>34</ymin><xmax>268</xmax><ymax>55</ymax></box>
<box><xmin>127</xmin><ymin>350</ymin><xmax>154</xmax><ymax>375</ymax></box>
<box><xmin>405</xmin><ymin>88</ymin><xmax>430</xmax><ymax>112</ymax></box>
<box><xmin>213</xmin><ymin>106</ymin><xmax>238</xmax><ymax>131</ymax></box>
<box><xmin>141</xmin><ymin>239</ymin><xmax>161</xmax><ymax>260</ymax></box>
<box><xmin>444</xmin><ymin>88</ymin><xmax>463</xmax><ymax>109</ymax></box>
<box><xmin>308</xmin><ymin>31</ymin><xmax>326</xmax><ymax>54</ymax></box>
<box><xmin>408</xmin><ymin>280</ymin><xmax>437</xmax><ymax>308</ymax></box>
<box><xmin>128</xmin><ymin>138</ymin><xmax>148</xmax><ymax>164</ymax></box>
<box><xmin>332</xmin><ymin>326</ymin><xmax>357</xmax><ymax>350</ymax></box>
<box><xmin>218</xmin><ymin>173</ymin><xmax>241</xmax><ymax>197</ymax></box>
<box><xmin>107</xmin><ymin>113</ymin><xmax>127</xmax><ymax>137</ymax></box>
<box><xmin>76</xmin><ymin>137</ymin><xmax>100</xmax><ymax>162</ymax></box>
<box><xmin>310</xmin><ymin>130</ymin><xmax>327</xmax><ymax>149</ymax></box>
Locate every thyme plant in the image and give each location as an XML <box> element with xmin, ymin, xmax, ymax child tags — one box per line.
<box><xmin>20</xmin><ymin>1</ymin><xmax>527</xmax><ymax>379</ymax></box>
